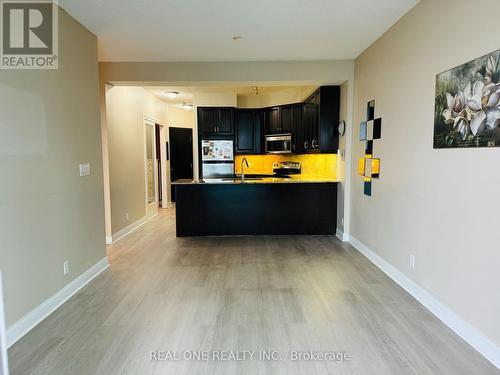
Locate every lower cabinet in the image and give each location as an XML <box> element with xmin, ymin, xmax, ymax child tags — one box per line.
<box><xmin>235</xmin><ymin>109</ymin><xmax>262</xmax><ymax>154</ymax></box>
<box><xmin>175</xmin><ymin>182</ymin><xmax>338</xmax><ymax>236</ymax></box>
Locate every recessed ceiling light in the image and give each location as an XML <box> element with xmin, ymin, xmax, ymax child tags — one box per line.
<box><xmin>164</xmin><ymin>91</ymin><xmax>180</xmax><ymax>99</ymax></box>
<box><xmin>178</xmin><ymin>103</ymin><xmax>193</xmax><ymax>111</ymax></box>
<box><xmin>232</xmin><ymin>36</ymin><xmax>243</xmax><ymax>41</ymax></box>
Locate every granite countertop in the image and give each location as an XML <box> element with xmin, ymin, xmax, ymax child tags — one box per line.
<box><xmin>172</xmin><ymin>175</ymin><xmax>339</xmax><ymax>185</ymax></box>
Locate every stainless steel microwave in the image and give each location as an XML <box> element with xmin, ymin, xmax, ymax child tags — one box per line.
<box><xmin>265</xmin><ymin>134</ymin><xmax>292</xmax><ymax>154</ymax></box>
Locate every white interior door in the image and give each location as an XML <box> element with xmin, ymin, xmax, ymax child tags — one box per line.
<box><xmin>144</xmin><ymin>119</ymin><xmax>158</xmax><ymax>219</ymax></box>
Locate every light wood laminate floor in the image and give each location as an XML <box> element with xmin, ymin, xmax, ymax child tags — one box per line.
<box><xmin>8</xmin><ymin>209</ymin><xmax>498</xmax><ymax>375</ymax></box>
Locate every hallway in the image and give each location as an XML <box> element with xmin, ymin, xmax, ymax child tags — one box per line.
<box><xmin>8</xmin><ymin>209</ymin><xmax>497</xmax><ymax>375</ymax></box>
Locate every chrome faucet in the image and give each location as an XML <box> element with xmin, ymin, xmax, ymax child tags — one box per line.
<box><xmin>241</xmin><ymin>157</ymin><xmax>249</xmax><ymax>182</ymax></box>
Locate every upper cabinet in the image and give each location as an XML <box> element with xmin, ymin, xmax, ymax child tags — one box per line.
<box><xmin>264</xmin><ymin>107</ymin><xmax>281</xmax><ymax>134</ymax></box>
<box><xmin>197</xmin><ymin>107</ymin><xmax>218</xmax><ymax>135</ymax></box>
<box><xmin>317</xmin><ymin>86</ymin><xmax>340</xmax><ymax>153</ymax></box>
<box><xmin>218</xmin><ymin>108</ymin><xmax>234</xmax><ymax>135</ymax></box>
<box><xmin>300</xmin><ymin>90</ymin><xmax>320</xmax><ymax>152</ymax></box>
<box><xmin>197</xmin><ymin>107</ymin><xmax>234</xmax><ymax>136</ymax></box>
<box><xmin>235</xmin><ymin>109</ymin><xmax>262</xmax><ymax>154</ymax></box>
<box><xmin>280</xmin><ymin>104</ymin><xmax>301</xmax><ymax>134</ymax></box>
<box><xmin>197</xmin><ymin>86</ymin><xmax>340</xmax><ymax>154</ymax></box>
<box><xmin>298</xmin><ymin>86</ymin><xmax>340</xmax><ymax>153</ymax></box>
<box><xmin>264</xmin><ymin>104</ymin><xmax>301</xmax><ymax>137</ymax></box>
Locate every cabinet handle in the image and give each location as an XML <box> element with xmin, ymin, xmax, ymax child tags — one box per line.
<box><xmin>312</xmin><ymin>139</ymin><xmax>318</xmax><ymax>149</ymax></box>
<box><xmin>304</xmin><ymin>141</ymin><xmax>309</xmax><ymax>150</ymax></box>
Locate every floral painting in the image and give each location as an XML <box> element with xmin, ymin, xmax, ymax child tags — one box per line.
<box><xmin>434</xmin><ymin>49</ymin><xmax>500</xmax><ymax>148</ymax></box>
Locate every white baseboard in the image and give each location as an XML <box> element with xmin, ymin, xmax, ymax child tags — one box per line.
<box><xmin>107</xmin><ymin>214</ymin><xmax>156</xmax><ymax>245</ymax></box>
<box><xmin>6</xmin><ymin>257</ymin><xmax>109</xmax><ymax>348</ymax></box>
<box><xmin>335</xmin><ymin>229</ymin><xmax>349</xmax><ymax>242</ymax></box>
<box><xmin>348</xmin><ymin>235</ymin><xmax>500</xmax><ymax>370</ymax></box>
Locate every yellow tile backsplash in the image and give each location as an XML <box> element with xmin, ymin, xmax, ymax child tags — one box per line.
<box><xmin>235</xmin><ymin>154</ymin><xmax>338</xmax><ymax>179</ymax></box>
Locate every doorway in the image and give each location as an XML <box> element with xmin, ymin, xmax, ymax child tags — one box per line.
<box><xmin>169</xmin><ymin>127</ymin><xmax>193</xmax><ymax>202</ymax></box>
<box><xmin>155</xmin><ymin>124</ymin><xmax>162</xmax><ymax>206</ymax></box>
<box><xmin>145</xmin><ymin>119</ymin><xmax>159</xmax><ymax>218</ymax></box>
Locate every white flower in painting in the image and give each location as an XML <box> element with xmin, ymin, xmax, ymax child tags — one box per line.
<box><xmin>466</xmin><ymin>80</ymin><xmax>500</xmax><ymax>135</ymax></box>
<box><xmin>443</xmin><ymin>91</ymin><xmax>466</xmax><ymax>124</ymax></box>
<box><xmin>442</xmin><ymin>90</ymin><xmax>472</xmax><ymax>139</ymax></box>
<box><xmin>441</xmin><ymin>54</ymin><xmax>499</xmax><ymax>140</ymax></box>
<box><xmin>454</xmin><ymin>116</ymin><xmax>470</xmax><ymax>139</ymax></box>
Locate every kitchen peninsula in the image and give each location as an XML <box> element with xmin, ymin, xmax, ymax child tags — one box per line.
<box><xmin>173</xmin><ymin>178</ymin><xmax>338</xmax><ymax>237</ymax></box>
<box><xmin>173</xmin><ymin>85</ymin><xmax>341</xmax><ymax>237</ymax></box>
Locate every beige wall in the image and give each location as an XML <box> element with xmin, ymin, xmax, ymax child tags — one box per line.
<box><xmin>0</xmin><ymin>9</ymin><xmax>106</xmax><ymax>326</ymax></box>
<box><xmin>164</xmin><ymin>105</ymin><xmax>195</xmax><ymax>203</ymax></box>
<box><xmin>352</xmin><ymin>0</ymin><xmax>500</xmax><ymax>349</ymax></box>
<box><xmin>105</xmin><ymin>86</ymin><xmax>168</xmax><ymax>235</ymax></box>
<box><xmin>166</xmin><ymin>105</ymin><xmax>195</xmax><ymax>129</ymax></box>
<box><xmin>237</xmin><ymin>86</ymin><xmax>317</xmax><ymax>108</ymax></box>
<box><xmin>99</xmin><ymin>60</ymin><xmax>354</xmax><ymax>85</ymax></box>
<box><xmin>194</xmin><ymin>93</ymin><xmax>237</xmax><ymax>108</ymax></box>
<box><xmin>336</xmin><ymin>82</ymin><xmax>349</xmax><ymax>232</ymax></box>
<box><xmin>0</xmin><ymin>272</ymin><xmax>7</xmax><ymax>374</ymax></box>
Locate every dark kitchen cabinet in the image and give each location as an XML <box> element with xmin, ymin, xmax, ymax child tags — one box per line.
<box><xmin>310</xmin><ymin>91</ymin><xmax>321</xmax><ymax>151</ymax></box>
<box><xmin>317</xmin><ymin>86</ymin><xmax>340</xmax><ymax>153</ymax></box>
<box><xmin>264</xmin><ymin>107</ymin><xmax>281</xmax><ymax>134</ymax></box>
<box><xmin>197</xmin><ymin>108</ymin><xmax>218</xmax><ymax>135</ymax></box>
<box><xmin>264</xmin><ymin>104</ymin><xmax>300</xmax><ymax>135</ymax></box>
<box><xmin>280</xmin><ymin>104</ymin><xmax>302</xmax><ymax>152</ymax></box>
<box><xmin>197</xmin><ymin>107</ymin><xmax>234</xmax><ymax>136</ymax></box>
<box><xmin>298</xmin><ymin>103</ymin><xmax>309</xmax><ymax>152</ymax></box>
<box><xmin>298</xmin><ymin>97</ymin><xmax>318</xmax><ymax>153</ymax></box>
<box><xmin>280</xmin><ymin>105</ymin><xmax>296</xmax><ymax>134</ymax></box>
<box><xmin>297</xmin><ymin>86</ymin><xmax>339</xmax><ymax>153</ymax></box>
<box><xmin>218</xmin><ymin>108</ymin><xmax>234</xmax><ymax>135</ymax></box>
<box><xmin>235</xmin><ymin>109</ymin><xmax>262</xmax><ymax>154</ymax></box>
<box><xmin>197</xmin><ymin>86</ymin><xmax>339</xmax><ymax>155</ymax></box>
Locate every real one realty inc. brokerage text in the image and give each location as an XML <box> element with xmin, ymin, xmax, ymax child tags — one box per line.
<box><xmin>150</xmin><ymin>350</ymin><xmax>352</xmax><ymax>363</ymax></box>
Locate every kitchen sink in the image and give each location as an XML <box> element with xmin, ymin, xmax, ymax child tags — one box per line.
<box><xmin>221</xmin><ymin>177</ymin><xmax>263</xmax><ymax>181</ymax></box>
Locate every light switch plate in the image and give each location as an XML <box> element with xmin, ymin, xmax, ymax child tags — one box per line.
<box><xmin>79</xmin><ymin>163</ymin><xmax>91</xmax><ymax>177</ymax></box>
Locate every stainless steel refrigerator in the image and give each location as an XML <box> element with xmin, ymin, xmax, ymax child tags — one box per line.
<box><xmin>201</xmin><ymin>140</ymin><xmax>234</xmax><ymax>179</ymax></box>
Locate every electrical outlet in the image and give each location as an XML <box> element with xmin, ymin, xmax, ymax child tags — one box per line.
<box><xmin>63</xmin><ymin>261</ymin><xmax>69</xmax><ymax>275</ymax></box>
<box><xmin>79</xmin><ymin>163</ymin><xmax>91</xmax><ymax>177</ymax></box>
<box><xmin>410</xmin><ymin>254</ymin><xmax>416</xmax><ymax>269</ymax></box>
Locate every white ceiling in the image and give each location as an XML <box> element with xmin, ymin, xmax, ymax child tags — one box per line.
<box><xmin>146</xmin><ymin>85</ymin><xmax>312</xmax><ymax>104</ymax></box>
<box><xmin>60</xmin><ymin>0</ymin><xmax>418</xmax><ymax>62</ymax></box>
